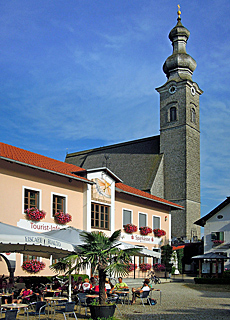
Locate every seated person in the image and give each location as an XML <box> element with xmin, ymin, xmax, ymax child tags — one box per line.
<box><xmin>131</xmin><ymin>280</ymin><xmax>150</xmax><ymax>304</ymax></box>
<box><xmin>82</xmin><ymin>278</ymin><xmax>92</xmax><ymax>292</ymax></box>
<box><xmin>144</xmin><ymin>278</ymin><xmax>152</xmax><ymax>289</ymax></box>
<box><xmin>105</xmin><ymin>278</ymin><xmax>112</xmax><ymax>291</ymax></box>
<box><xmin>90</xmin><ymin>277</ymin><xmax>97</xmax><ymax>290</ymax></box>
<box><xmin>110</xmin><ymin>277</ymin><xmax>128</xmax><ymax>294</ymax></box>
<box><xmin>1</xmin><ymin>280</ymin><xmax>13</xmax><ymax>304</ymax></box>
<box><xmin>15</xmin><ymin>285</ymin><xmax>33</xmax><ymax>304</ymax></box>
<box><xmin>73</xmin><ymin>276</ymin><xmax>83</xmax><ymax>294</ymax></box>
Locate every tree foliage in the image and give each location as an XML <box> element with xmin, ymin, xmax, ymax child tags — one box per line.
<box><xmin>161</xmin><ymin>244</ymin><xmax>173</xmax><ymax>273</ymax></box>
<box><xmin>51</xmin><ymin>229</ymin><xmax>141</xmax><ymax>305</ymax></box>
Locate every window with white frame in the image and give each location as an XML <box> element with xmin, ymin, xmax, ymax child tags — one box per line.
<box><xmin>211</xmin><ymin>232</ymin><xmax>224</xmax><ymax>242</ymax></box>
<box><xmin>51</xmin><ymin>257</ymin><xmax>62</xmax><ymax>265</ymax></box>
<box><xmin>153</xmin><ymin>216</ymin><xmax>160</xmax><ymax>230</ymax></box>
<box><xmin>91</xmin><ymin>203</ymin><xmax>110</xmax><ymax>230</ymax></box>
<box><xmin>24</xmin><ymin>188</ymin><xmax>40</xmax><ymax>210</ymax></box>
<box><xmin>52</xmin><ymin>194</ymin><xmax>66</xmax><ymax>216</ymax></box>
<box><xmin>123</xmin><ymin>209</ymin><xmax>132</xmax><ymax>226</ymax></box>
<box><xmin>139</xmin><ymin>213</ymin><xmax>147</xmax><ymax>228</ymax></box>
<box><xmin>139</xmin><ymin>256</ymin><xmax>147</xmax><ymax>264</ymax></box>
<box><xmin>23</xmin><ymin>254</ymin><xmax>37</xmax><ymax>262</ymax></box>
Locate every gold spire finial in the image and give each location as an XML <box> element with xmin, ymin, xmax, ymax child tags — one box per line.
<box><xmin>177</xmin><ymin>4</ymin><xmax>181</xmax><ymax>19</ymax></box>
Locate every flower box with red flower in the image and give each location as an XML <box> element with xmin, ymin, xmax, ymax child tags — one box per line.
<box><xmin>24</xmin><ymin>207</ymin><xmax>46</xmax><ymax>221</ymax></box>
<box><xmin>139</xmin><ymin>226</ymin><xmax>152</xmax><ymax>235</ymax></box>
<box><xmin>128</xmin><ymin>263</ymin><xmax>137</xmax><ymax>272</ymax></box>
<box><xmin>153</xmin><ymin>263</ymin><xmax>165</xmax><ymax>271</ymax></box>
<box><xmin>54</xmin><ymin>212</ymin><xmax>72</xmax><ymax>224</ymax></box>
<box><xmin>22</xmin><ymin>260</ymin><xmax>45</xmax><ymax>274</ymax></box>
<box><xmin>123</xmin><ymin>224</ymin><xmax>137</xmax><ymax>234</ymax></box>
<box><xmin>153</xmin><ymin>228</ymin><xmax>166</xmax><ymax>237</ymax></box>
<box><xmin>213</xmin><ymin>240</ymin><xmax>224</xmax><ymax>244</ymax></box>
<box><xmin>139</xmin><ymin>263</ymin><xmax>151</xmax><ymax>271</ymax></box>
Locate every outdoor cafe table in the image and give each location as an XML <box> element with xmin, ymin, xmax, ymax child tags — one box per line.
<box><xmin>150</xmin><ymin>288</ymin><xmax>162</xmax><ymax>305</ymax></box>
<box><xmin>1</xmin><ymin>303</ymin><xmax>28</xmax><ymax>320</ymax></box>
<box><xmin>43</xmin><ymin>289</ymin><xmax>62</xmax><ymax>298</ymax></box>
<box><xmin>44</xmin><ymin>296</ymin><xmax>68</xmax><ymax>318</ymax></box>
<box><xmin>114</xmin><ymin>290</ymin><xmax>130</xmax><ymax>305</ymax></box>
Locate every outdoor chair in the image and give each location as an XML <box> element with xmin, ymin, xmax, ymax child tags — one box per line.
<box><xmin>27</xmin><ymin>301</ymin><xmax>47</xmax><ymax>320</ymax></box>
<box><xmin>76</xmin><ymin>293</ymin><xmax>88</xmax><ymax>316</ymax></box>
<box><xmin>106</xmin><ymin>295</ymin><xmax>122</xmax><ymax>317</ymax></box>
<box><xmin>0</xmin><ymin>310</ymin><xmax>18</xmax><ymax>320</ymax></box>
<box><xmin>116</xmin><ymin>289</ymin><xmax>129</xmax><ymax>305</ymax></box>
<box><xmin>55</xmin><ymin>301</ymin><xmax>77</xmax><ymax>320</ymax></box>
<box><xmin>136</xmin><ymin>290</ymin><xmax>151</xmax><ymax>306</ymax></box>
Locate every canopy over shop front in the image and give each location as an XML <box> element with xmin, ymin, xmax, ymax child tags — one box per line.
<box><xmin>192</xmin><ymin>252</ymin><xmax>228</xmax><ymax>277</ymax></box>
<box><xmin>0</xmin><ymin>222</ymin><xmax>76</xmax><ymax>278</ymax></box>
<box><xmin>0</xmin><ymin>222</ymin><xmax>75</xmax><ymax>259</ymax></box>
<box><xmin>43</xmin><ymin>226</ymin><xmax>160</xmax><ymax>258</ymax></box>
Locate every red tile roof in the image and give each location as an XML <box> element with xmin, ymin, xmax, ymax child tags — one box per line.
<box><xmin>115</xmin><ymin>182</ymin><xmax>183</xmax><ymax>209</ymax></box>
<box><xmin>0</xmin><ymin>142</ymin><xmax>89</xmax><ymax>182</ymax></box>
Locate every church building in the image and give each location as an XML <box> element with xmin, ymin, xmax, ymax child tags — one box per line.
<box><xmin>65</xmin><ymin>13</ymin><xmax>203</xmax><ymax>241</ymax></box>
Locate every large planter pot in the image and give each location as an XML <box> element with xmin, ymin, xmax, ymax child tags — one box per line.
<box><xmin>90</xmin><ymin>304</ymin><xmax>116</xmax><ymax>320</ymax></box>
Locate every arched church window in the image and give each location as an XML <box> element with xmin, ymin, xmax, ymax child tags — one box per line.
<box><xmin>191</xmin><ymin>108</ymin><xmax>196</xmax><ymax>123</ymax></box>
<box><xmin>170</xmin><ymin>107</ymin><xmax>177</xmax><ymax>121</ymax></box>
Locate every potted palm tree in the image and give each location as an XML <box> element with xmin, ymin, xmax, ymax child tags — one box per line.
<box><xmin>51</xmin><ymin>229</ymin><xmax>140</xmax><ymax>319</ymax></box>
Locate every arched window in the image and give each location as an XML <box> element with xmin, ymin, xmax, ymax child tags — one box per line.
<box><xmin>191</xmin><ymin>108</ymin><xmax>196</xmax><ymax>123</ymax></box>
<box><xmin>170</xmin><ymin>107</ymin><xmax>177</xmax><ymax>121</ymax></box>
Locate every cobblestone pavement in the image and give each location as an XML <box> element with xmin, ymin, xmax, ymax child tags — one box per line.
<box><xmin>20</xmin><ymin>277</ymin><xmax>230</xmax><ymax>320</ymax></box>
<box><xmin>119</xmin><ymin>279</ymin><xmax>230</xmax><ymax>320</ymax></box>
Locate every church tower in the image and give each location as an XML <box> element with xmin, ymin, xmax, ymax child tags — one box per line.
<box><xmin>156</xmin><ymin>8</ymin><xmax>203</xmax><ymax>240</ymax></box>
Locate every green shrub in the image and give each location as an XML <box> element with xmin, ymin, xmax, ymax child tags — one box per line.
<box><xmin>223</xmin><ymin>270</ymin><xmax>230</xmax><ymax>278</ymax></box>
<box><xmin>194</xmin><ymin>277</ymin><xmax>230</xmax><ymax>284</ymax></box>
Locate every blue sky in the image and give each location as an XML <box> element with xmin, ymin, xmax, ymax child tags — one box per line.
<box><xmin>0</xmin><ymin>0</ymin><xmax>230</xmax><ymax>219</ymax></box>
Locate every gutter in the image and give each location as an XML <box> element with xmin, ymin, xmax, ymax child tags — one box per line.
<box><xmin>115</xmin><ymin>187</ymin><xmax>184</xmax><ymax>210</ymax></box>
<box><xmin>0</xmin><ymin>157</ymin><xmax>93</xmax><ymax>185</ymax></box>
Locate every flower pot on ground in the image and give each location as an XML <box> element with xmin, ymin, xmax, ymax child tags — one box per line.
<box><xmin>153</xmin><ymin>228</ymin><xmax>166</xmax><ymax>237</ymax></box>
<box><xmin>22</xmin><ymin>260</ymin><xmax>45</xmax><ymax>274</ymax></box>
<box><xmin>139</xmin><ymin>226</ymin><xmax>152</xmax><ymax>236</ymax></box>
<box><xmin>89</xmin><ymin>304</ymin><xmax>116</xmax><ymax>320</ymax></box>
<box><xmin>54</xmin><ymin>212</ymin><xmax>72</xmax><ymax>224</ymax></box>
<box><xmin>24</xmin><ymin>207</ymin><xmax>46</xmax><ymax>221</ymax></box>
<box><xmin>123</xmin><ymin>224</ymin><xmax>137</xmax><ymax>233</ymax></box>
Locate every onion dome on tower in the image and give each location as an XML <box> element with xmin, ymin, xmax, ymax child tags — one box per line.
<box><xmin>163</xmin><ymin>6</ymin><xmax>196</xmax><ymax>81</ymax></box>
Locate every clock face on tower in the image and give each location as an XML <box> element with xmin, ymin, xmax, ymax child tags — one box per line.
<box><xmin>91</xmin><ymin>177</ymin><xmax>112</xmax><ymax>203</ymax></box>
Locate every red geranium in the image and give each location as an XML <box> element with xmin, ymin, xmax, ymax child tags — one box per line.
<box><xmin>22</xmin><ymin>260</ymin><xmax>45</xmax><ymax>274</ymax></box>
<box><xmin>153</xmin><ymin>229</ymin><xmax>166</xmax><ymax>237</ymax></box>
<box><xmin>139</xmin><ymin>263</ymin><xmax>151</xmax><ymax>271</ymax></box>
<box><xmin>128</xmin><ymin>263</ymin><xmax>137</xmax><ymax>272</ymax></box>
<box><xmin>153</xmin><ymin>263</ymin><xmax>165</xmax><ymax>271</ymax></box>
<box><xmin>213</xmin><ymin>240</ymin><xmax>224</xmax><ymax>244</ymax></box>
<box><xmin>54</xmin><ymin>212</ymin><xmax>72</xmax><ymax>224</ymax></box>
<box><xmin>124</xmin><ymin>224</ymin><xmax>137</xmax><ymax>233</ymax></box>
<box><xmin>25</xmin><ymin>207</ymin><xmax>46</xmax><ymax>221</ymax></box>
<box><xmin>139</xmin><ymin>226</ymin><xmax>152</xmax><ymax>235</ymax></box>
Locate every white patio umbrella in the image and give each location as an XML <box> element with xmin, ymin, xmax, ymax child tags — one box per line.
<box><xmin>42</xmin><ymin>227</ymin><xmax>84</xmax><ymax>301</ymax></box>
<box><xmin>0</xmin><ymin>222</ymin><xmax>75</xmax><ymax>259</ymax></box>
